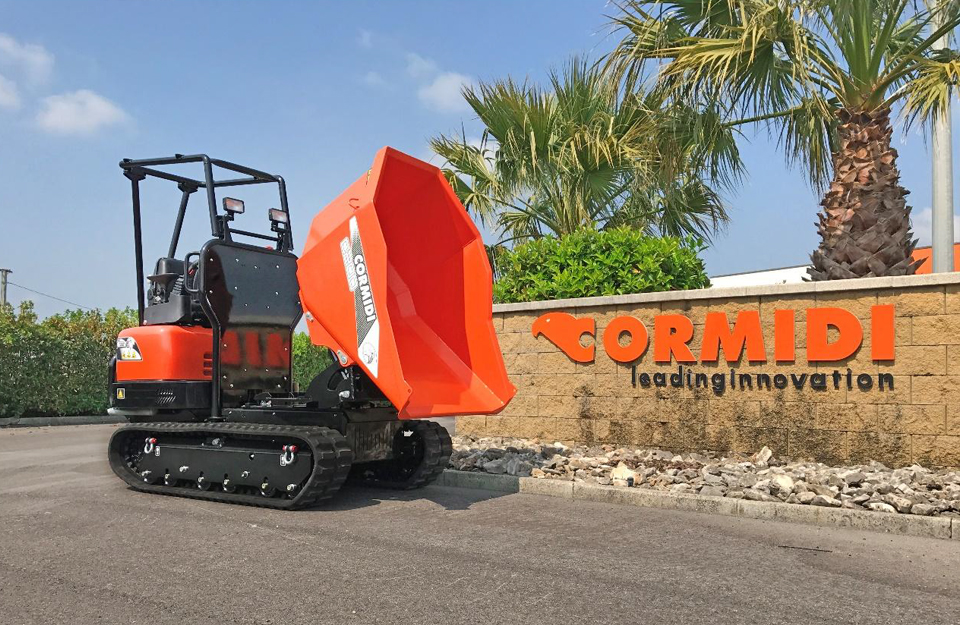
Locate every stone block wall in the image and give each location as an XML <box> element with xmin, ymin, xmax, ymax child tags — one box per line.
<box><xmin>457</xmin><ymin>274</ymin><xmax>960</xmax><ymax>467</ymax></box>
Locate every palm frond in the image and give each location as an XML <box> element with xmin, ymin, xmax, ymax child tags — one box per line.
<box><xmin>431</xmin><ymin>53</ymin><xmax>738</xmax><ymax>244</ymax></box>
<box><xmin>430</xmin><ymin>131</ymin><xmax>499</xmax><ymax>224</ymax></box>
<box><xmin>777</xmin><ymin>94</ymin><xmax>839</xmax><ymax>188</ymax></box>
<box><xmin>896</xmin><ymin>50</ymin><xmax>960</xmax><ymax>129</ymax></box>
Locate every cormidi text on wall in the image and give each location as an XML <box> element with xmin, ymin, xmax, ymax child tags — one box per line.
<box><xmin>532</xmin><ymin>305</ymin><xmax>896</xmax><ymax>396</ymax></box>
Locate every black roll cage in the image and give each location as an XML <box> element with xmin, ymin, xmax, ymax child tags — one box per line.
<box><xmin>119</xmin><ymin>154</ymin><xmax>293</xmax><ymax>326</ymax></box>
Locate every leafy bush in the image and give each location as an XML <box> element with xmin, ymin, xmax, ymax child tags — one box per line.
<box><xmin>0</xmin><ymin>303</ymin><xmax>137</xmax><ymax>417</ymax></box>
<box><xmin>493</xmin><ymin>228</ymin><xmax>710</xmax><ymax>303</ymax></box>
<box><xmin>292</xmin><ymin>332</ymin><xmax>333</xmax><ymax>391</ymax></box>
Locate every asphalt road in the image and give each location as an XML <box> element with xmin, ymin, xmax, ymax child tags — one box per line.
<box><xmin>1</xmin><ymin>425</ymin><xmax>959</xmax><ymax>625</ymax></box>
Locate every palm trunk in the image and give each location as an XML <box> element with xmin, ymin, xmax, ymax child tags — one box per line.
<box><xmin>808</xmin><ymin>108</ymin><xmax>920</xmax><ymax>280</ymax></box>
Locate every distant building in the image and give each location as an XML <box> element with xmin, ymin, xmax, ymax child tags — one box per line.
<box><xmin>708</xmin><ymin>244</ymin><xmax>960</xmax><ymax>288</ymax></box>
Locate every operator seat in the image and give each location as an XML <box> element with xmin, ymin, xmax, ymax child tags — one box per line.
<box><xmin>143</xmin><ymin>256</ymin><xmax>206</xmax><ymax>326</ymax></box>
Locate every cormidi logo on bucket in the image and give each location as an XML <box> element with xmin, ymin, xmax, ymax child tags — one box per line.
<box><xmin>532</xmin><ymin>305</ymin><xmax>896</xmax><ymax>395</ymax></box>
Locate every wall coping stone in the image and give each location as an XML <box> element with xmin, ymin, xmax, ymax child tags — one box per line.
<box><xmin>492</xmin><ymin>272</ymin><xmax>960</xmax><ymax>314</ymax></box>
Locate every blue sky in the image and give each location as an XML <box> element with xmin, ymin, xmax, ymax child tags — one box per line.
<box><xmin>0</xmin><ymin>1</ymin><xmax>956</xmax><ymax>318</ymax></box>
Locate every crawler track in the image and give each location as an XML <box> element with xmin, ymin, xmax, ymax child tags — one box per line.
<box><xmin>352</xmin><ymin>420</ymin><xmax>452</xmax><ymax>489</ymax></box>
<box><xmin>108</xmin><ymin>422</ymin><xmax>353</xmax><ymax>510</ymax></box>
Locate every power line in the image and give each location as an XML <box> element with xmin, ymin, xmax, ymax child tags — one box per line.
<box><xmin>7</xmin><ymin>281</ymin><xmax>95</xmax><ymax>311</ymax></box>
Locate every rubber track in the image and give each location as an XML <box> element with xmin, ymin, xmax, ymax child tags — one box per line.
<box><xmin>108</xmin><ymin>422</ymin><xmax>353</xmax><ymax>510</ymax></box>
<box><xmin>355</xmin><ymin>421</ymin><xmax>453</xmax><ymax>490</ymax></box>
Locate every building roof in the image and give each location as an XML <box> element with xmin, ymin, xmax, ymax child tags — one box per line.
<box><xmin>707</xmin><ymin>243</ymin><xmax>960</xmax><ymax>288</ymax></box>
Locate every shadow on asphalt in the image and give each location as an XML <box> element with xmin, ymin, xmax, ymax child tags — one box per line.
<box><xmin>312</xmin><ymin>482</ymin><xmax>510</xmax><ymax>512</ymax></box>
<box><xmin>113</xmin><ymin>481</ymin><xmax>509</xmax><ymax>513</ymax></box>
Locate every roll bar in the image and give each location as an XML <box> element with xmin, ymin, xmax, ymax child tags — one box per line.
<box><xmin>120</xmin><ymin>154</ymin><xmax>292</xmax><ymax>325</ymax></box>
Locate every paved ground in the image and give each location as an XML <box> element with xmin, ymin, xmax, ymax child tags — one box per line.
<box><xmin>1</xmin><ymin>425</ymin><xmax>959</xmax><ymax>625</ymax></box>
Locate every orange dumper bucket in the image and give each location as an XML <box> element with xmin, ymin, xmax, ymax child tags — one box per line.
<box><xmin>297</xmin><ymin>147</ymin><xmax>515</xmax><ymax>419</ymax></box>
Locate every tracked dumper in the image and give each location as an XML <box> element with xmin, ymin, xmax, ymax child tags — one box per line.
<box><xmin>107</xmin><ymin>149</ymin><xmax>514</xmax><ymax>509</ymax></box>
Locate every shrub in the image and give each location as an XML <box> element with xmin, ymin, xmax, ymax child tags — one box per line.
<box><xmin>493</xmin><ymin>228</ymin><xmax>710</xmax><ymax>303</ymax></box>
<box><xmin>0</xmin><ymin>303</ymin><xmax>137</xmax><ymax>417</ymax></box>
<box><xmin>292</xmin><ymin>332</ymin><xmax>333</xmax><ymax>391</ymax></box>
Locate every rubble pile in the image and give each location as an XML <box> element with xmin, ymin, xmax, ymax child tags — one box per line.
<box><xmin>449</xmin><ymin>436</ymin><xmax>960</xmax><ymax>517</ymax></box>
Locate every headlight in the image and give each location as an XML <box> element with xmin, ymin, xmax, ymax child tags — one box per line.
<box><xmin>116</xmin><ymin>337</ymin><xmax>143</xmax><ymax>361</ymax></box>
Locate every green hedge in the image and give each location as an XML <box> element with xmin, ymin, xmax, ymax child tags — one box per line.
<box><xmin>292</xmin><ymin>332</ymin><xmax>333</xmax><ymax>391</ymax></box>
<box><xmin>0</xmin><ymin>303</ymin><xmax>138</xmax><ymax>417</ymax></box>
<box><xmin>493</xmin><ymin>228</ymin><xmax>710</xmax><ymax>303</ymax></box>
<box><xmin>0</xmin><ymin>301</ymin><xmax>334</xmax><ymax>418</ymax></box>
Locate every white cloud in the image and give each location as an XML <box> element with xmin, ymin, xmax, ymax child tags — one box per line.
<box><xmin>0</xmin><ymin>73</ymin><xmax>20</xmax><ymax>109</ymax></box>
<box><xmin>911</xmin><ymin>206</ymin><xmax>960</xmax><ymax>246</ymax></box>
<box><xmin>36</xmin><ymin>90</ymin><xmax>129</xmax><ymax>136</ymax></box>
<box><xmin>362</xmin><ymin>70</ymin><xmax>386</xmax><ymax>87</ymax></box>
<box><xmin>417</xmin><ymin>71</ymin><xmax>473</xmax><ymax>113</ymax></box>
<box><xmin>0</xmin><ymin>33</ymin><xmax>53</xmax><ymax>85</ymax></box>
<box><xmin>405</xmin><ymin>52</ymin><xmax>437</xmax><ymax>79</ymax></box>
<box><xmin>357</xmin><ymin>29</ymin><xmax>373</xmax><ymax>49</ymax></box>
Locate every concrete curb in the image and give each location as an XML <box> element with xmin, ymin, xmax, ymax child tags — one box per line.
<box><xmin>435</xmin><ymin>470</ymin><xmax>958</xmax><ymax>541</ymax></box>
<box><xmin>0</xmin><ymin>415</ymin><xmax>126</xmax><ymax>428</ymax></box>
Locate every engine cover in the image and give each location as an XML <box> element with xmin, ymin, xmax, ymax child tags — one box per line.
<box><xmin>116</xmin><ymin>325</ymin><xmax>213</xmax><ymax>382</ymax></box>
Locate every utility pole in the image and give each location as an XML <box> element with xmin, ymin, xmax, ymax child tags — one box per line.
<box><xmin>931</xmin><ymin>1</ymin><xmax>955</xmax><ymax>272</ymax></box>
<box><xmin>0</xmin><ymin>268</ymin><xmax>10</xmax><ymax>308</ymax></box>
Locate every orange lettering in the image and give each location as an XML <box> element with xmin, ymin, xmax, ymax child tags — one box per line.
<box><xmin>871</xmin><ymin>304</ymin><xmax>895</xmax><ymax>361</ymax></box>
<box><xmin>530</xmin><ymin>304</ymin><xmax>889</xmax><ymax>366</ymax></box>
<box><xmin>700</xmin><ymin>311</ymin><xmax>766</xmax><ymax>363</ymax></box>
<box><xmin>774</xmin><ymin>309</ymin><xmax>795</xmax><ymax>362</ymax></box>
<box><xmin>654</xmin><ymin>315</ymin><xmax>696</xmax><ymax>363</ymax></box>
<box><xmin>603</xmin><ymin>316</ymin><xmax>649</xmax><ymax>363</ymax></box>
<box><xmin>806</xmin><ymin>307</ymin><xmax>862</xmax><ymax>362</ymax></box>
<box><xmin>532</xmin><ymin>312</ymin><xmax>595</xmax><ymax>363</ymax></box>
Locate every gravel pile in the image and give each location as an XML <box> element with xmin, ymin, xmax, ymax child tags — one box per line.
<box><xmin>450</xmin><ymin>436</ymin><xmax>960</xmax><ymax>517</ymax></box>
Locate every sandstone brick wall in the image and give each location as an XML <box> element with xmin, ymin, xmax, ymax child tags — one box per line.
<box><xmin>457</xmin><ymin>274</ymin><xmax>960</xmax><ymax>468</ymax></box>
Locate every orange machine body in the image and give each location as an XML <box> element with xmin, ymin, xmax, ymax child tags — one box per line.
<box><xmin>116</xmin><ymin>325</ymin><xmax>213</xmax><ymax>382</ymax></box>
<box><xmin>297</xmin><ymin>147</ymin><xmax>516</xmax><ymax>419</ymax></box>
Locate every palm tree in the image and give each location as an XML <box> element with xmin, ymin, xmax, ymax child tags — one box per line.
<box><xmin>430</xmin><ymin>58</ymin><xmax>742</xmax><ymax>245</ymax></box>
<box><xmin>607</xmin><ymin>0</ymin><xmax>960</xmax><ymax>280</ymax></box>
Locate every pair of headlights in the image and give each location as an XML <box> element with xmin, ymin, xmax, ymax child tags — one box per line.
<box><xmin>223</xmin><ymin>197</ymin><xmax>288</xmax><ymax>225</ymax></box>
<box><xmin>116</xmin><ymin>337</ymin><xmax>142</xmax><ymax>362</ymax></box>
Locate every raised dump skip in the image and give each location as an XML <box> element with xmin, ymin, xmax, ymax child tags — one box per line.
<box><xmin>298</xmin><ymin>147</ymin><xmax>515</xmax><ymax>419</ymax></box>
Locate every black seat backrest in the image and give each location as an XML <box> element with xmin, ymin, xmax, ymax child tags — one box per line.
<box><xmin>197</xmin><ymin>239</ymin><xmax>302</xmax><ymax>410</ymax></box>
<box><xmin>144</xmin><ymin>257</ymin><xmax>189</xmax><ymax>325</ymax></box>
<box><xmin>156</xmin><ymin>257</ymin><xmax>185</xmax><ymax>277</ymax></box>
<box><xmin>149</xmin><ymin>257</ymin><xmax>185</xmax><ymax>300</ymax></box>
<box><xmin>143</xmin><ymin>256</ymin><xmax>208</xmax><ymax>326</ymax></box>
